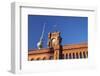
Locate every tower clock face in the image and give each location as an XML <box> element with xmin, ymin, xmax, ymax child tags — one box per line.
<box><xmin>52</xmin><ymin>38</ymin><xmax>56</xmax><ymax>45</ymax></box>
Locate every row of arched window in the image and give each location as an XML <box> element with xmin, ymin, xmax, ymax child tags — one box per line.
<box><xmin>30</xmin><ymin>51</ymin><xmax>88</xmax><ymax>61</ymax></box>
<box><xmin>62</xmin><ymin>51</ymin><xmax>88</xmax><ymax>59</ymax></box>
<box><xmin>30</xmin><ymin>56</ymin><xmax>53</xmax><ymax>61</ymax></box>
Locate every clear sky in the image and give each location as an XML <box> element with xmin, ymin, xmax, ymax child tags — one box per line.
<box><xmin>28</xmin><ymin>15</ymin><xmax>88</xmax><ymax>50</ymax></box>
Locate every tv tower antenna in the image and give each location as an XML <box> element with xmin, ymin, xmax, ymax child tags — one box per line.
<box><xmin>37</xmin><ymin>23</ymin><xmax>46</xmax><ymax>49</ymax></box>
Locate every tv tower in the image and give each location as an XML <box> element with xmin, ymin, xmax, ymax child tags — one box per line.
<box><xmin>37</xmin><ymin>23</ymin><xmax>46</xmax><ymax>49</ymax></box>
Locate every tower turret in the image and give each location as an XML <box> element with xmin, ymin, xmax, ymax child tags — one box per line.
<box><xmin>47</xmin><ymin>31</ymin><xmax>62</xmax><ymax>59</ymax></box>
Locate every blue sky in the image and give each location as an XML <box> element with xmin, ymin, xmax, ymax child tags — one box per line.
<box><xmin>28</xmin><ymin>15</ymin><xmax>88</xmax><ymax>50</ymax></box>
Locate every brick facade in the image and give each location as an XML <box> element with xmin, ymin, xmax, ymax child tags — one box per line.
<box><xmin>28</xmin><ymin>32</ymin><xmax>88</xmax><ymax>61</ymax></box>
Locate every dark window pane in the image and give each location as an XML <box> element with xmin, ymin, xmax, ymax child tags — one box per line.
<box><xmin>49</xmin><ymin>56</ymin><xmax>53</xmax><ymax>60</ymax></box>
<box><xmin>69</xmin><ymin>53</ymin><xmax>72</xmax><ymax>59</ymax></box>
<box><xmin>43</xmin><ymin>57</ymin><xmax>46</xmax><ymax>60</ymax></box>
<box><xmin>62</xmin><ymin>54</ymin><xmax>64</xmax><ymax>59</ymax></box>
<box><xmin>66</xmin><ymin>54</ymin><xmax>68</xmax><ymax>59</ymax></box>
<box><xmin>76</xmin><ymin>53</ymin><xmax>79</xmax><ymax>59</ymax></box>
<box><xmin>73</xmin><ymin>53</ymin><xmax>75</xmax><ymax>59</ymax></box>
<box><xmin>31</xmin><ymin>58</ymin><xmax>34</xmax><ymax>61</ymax></box>
<box><xmin>80</xmin><ymin>52</ymin><xmax>82</xmax><ymax>58</ymax></box>
<box><xmin>83</xmin><ymin>52</ymin><xmax>86</xmax><ymax>58</ymax></box>
<box><xmin>37</xmin><ymin>58</ymin><xmax>40</xmax><ymax>60</ymax></box>
<box><xmin>87</xmin><ymin>51</ymin><xmax>88</xmax><ymax>58</ymax></box>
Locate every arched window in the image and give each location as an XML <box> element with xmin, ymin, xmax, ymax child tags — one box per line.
<box><xmin>73</xmin><ymin>53</ymin><xmax>75</xmax><ymax>59</ymax></box>
<box><xmin>83</xmin><ymin>52</ymin><xmax>86</xmax><ymax>58</ymax></box>
<box><xmin>43</xmin><ymin>57</ymin><xmax>46</xmax><ymax>60</ymax></box>
<box><xmin>30</xmin><ymin>58</ymin><xmax>34</xmax><ymax>61</ymax></box>
<box><xmin>69</xmin><ymin>53</ymin><xmax>72</xmax><ymax>59</ymax></box>
<box><xmin>37</xmin><ymin>58</ymin><xmax>40</xmax><ymax>60</ymax></box>
<box><xmin>62</xmin><ymin>54</ymin><xmax>64</xmax><ymax>59</ymax></box>
<box><xmin>76</xmin><ymin>52</ymin><xmax>79</xmax><ymax>59</ymax></box>
<box><xmin>87</xmin><ymin>51</ymin><xmax>88</xmax><ymax>58</ymax></box>
<box><xmin>66</xmin><ymin>54</ymin><xmax>68</xmax><ymax>59</ymax></box>
<box><xmin>49</xmin><ymin>56</ymin><xmax>53</xmax><ymax>60</ymax></box>
<box><xmin>80</xmin><ymin>52</ymin><xmax>82</xmax><ymax>58</ymax></box>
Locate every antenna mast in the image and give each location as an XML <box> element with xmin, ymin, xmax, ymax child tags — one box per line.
<box><xmin>40</xmin><ymin>23</ymin><xmax>46</xmax><ymax>41</ymax></box>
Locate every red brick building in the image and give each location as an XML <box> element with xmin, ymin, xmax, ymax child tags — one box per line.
<box><xmin>28</xmin><ymin>32</ymin><xmax>88</xmax><ymax>61</ymax></box>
